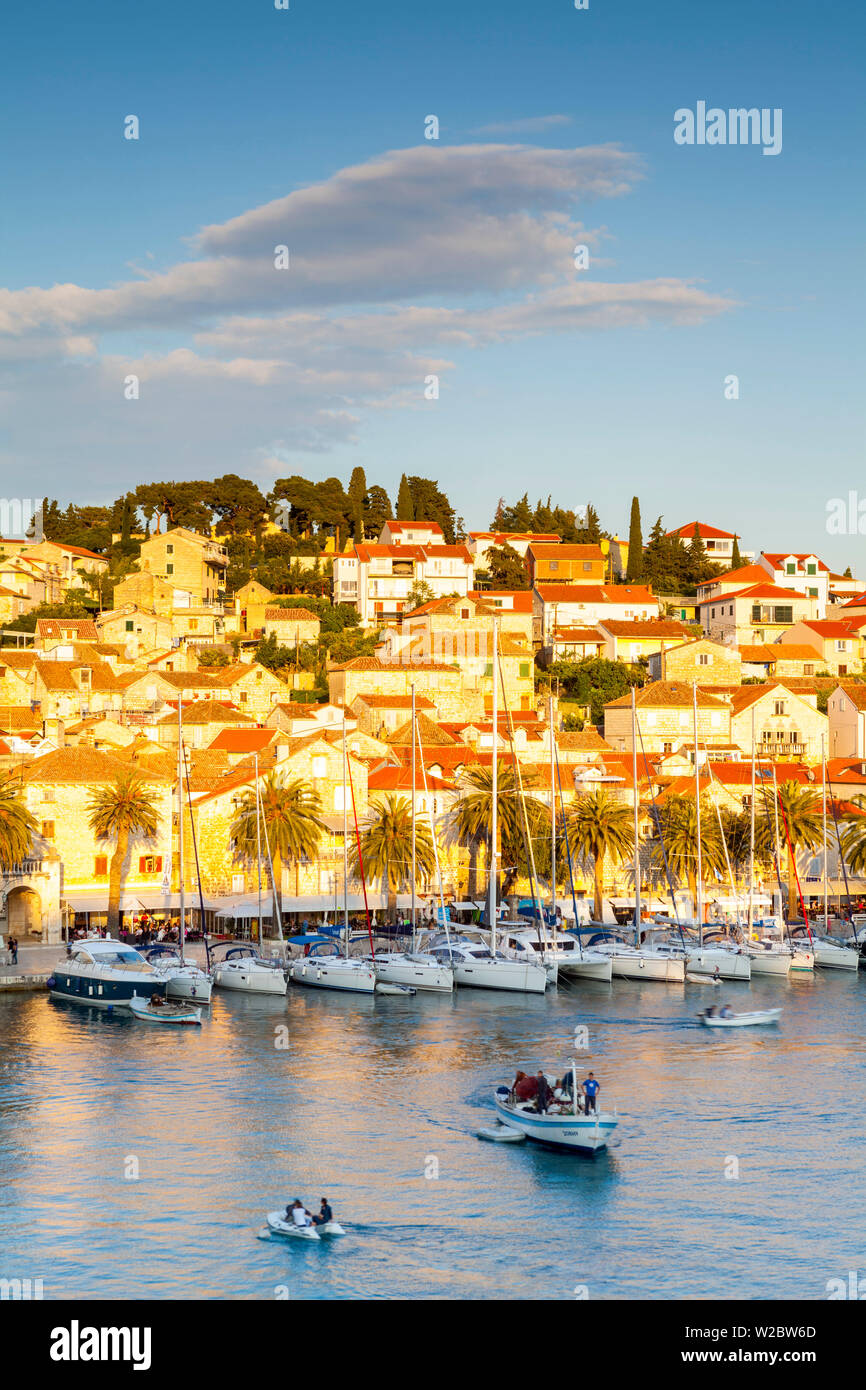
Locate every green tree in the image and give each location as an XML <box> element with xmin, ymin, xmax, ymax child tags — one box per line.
<box><xmin>405</xmin><ymin>580</ymin><xmax>435</xmax><ymax>611</ymax></box>
<box><xmin>769</xmin><ymin>781</ymin><xmax>823</xmax><ymax>914</ymax></box>
<box><xmin>352</xmin><ymin>794</ymin><xmax>436</xmax><ymax>921</ymax></box>
<box><xmin>626</xmin><ymin>497</ymin><xmax>643</xmax><ymax>581</ymax></box>
<box><xmin>87</xmin><ymin>771</ymin><xmax>161</xmax><ymax>931</ymax></box>
<box><xmin>565</xmin><ymin>788</ymin><xmax>635</xmax><ymax>919</ymax></box>
<box><xmin>652</xmin><ymin>791</ymin><xmax>725</xmax><ymax>914</ymax></box>
<box><xmin>231</xmin><ymin>775</ymin><xmax>324</xmax><ymax>902</ymax></box>
<box><xmin>0</xmin><ymin>775</ymin><xmax>37</xmax><ymax>868</ymax></box>
<box><xmin>362</xmin><ymin>484</ymin><xmax>391</xmax><ymax>539</ymax></box>
<box><xmin>484</xmin><ymin>543</ymin><xmax>529</xmax><ymax>590</ymax></box>
<box><xmin>730</xmin><ymin>535</ymin><xmax>743</xmax><ymax>569</ymax></box>
<box><xmin>841</xmin><ymin>798</ymin><xmax>866</xmax><ymax>875</ymax></box>
<box><xmin>396</xmin><ymin>474</ymin><xmax>415</xmax><ymax>521</ymax></box>
<box><xmin>452</xmin><ymin>762</ymin><xmax>548</xmax><ymax>904</ymax></box>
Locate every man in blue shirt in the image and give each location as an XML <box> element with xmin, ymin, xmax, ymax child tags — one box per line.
<box><xmin>582</xmin><ymin>1072</ymin><xmax>600</xmax><ymax>1114</ymax></box>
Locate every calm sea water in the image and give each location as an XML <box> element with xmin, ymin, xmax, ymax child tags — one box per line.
<box><xmin>1</xmin><ymin>968</ymin><xmax>864</xmax><ymax>1301</ymax></box>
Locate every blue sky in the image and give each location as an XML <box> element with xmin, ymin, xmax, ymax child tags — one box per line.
<box><xmin>1</xmin><ymin>0</ymin><xmax>863</xmax><ymax>568</ymax></box>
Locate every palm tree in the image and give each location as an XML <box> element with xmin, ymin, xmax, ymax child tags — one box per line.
<box><xmin>231</xmin><ymin>774</ymin><xmax>324</xmax><ymax>903</ymax></box>
<box><xmin>0</xmin><ymin>774</ymin><xmax>37</xmax><ymax>869</ymax></box>
<box><xmin>841</xmin><ymin>797</ymin><xmax>866</xmax><ymax>875</ymax></box>
<box><xmin>768</xmin><ymin>781</ymin><xmax>823</xmax><ymax>914</ymax></box>
<box><xmin>352</xmin><ymin>794</ymin><xmax>437</xmax><ymax>921</ymax></box>
<box><xmin>565</xmin><ymin>788</ymin><xmax>634</xmax><ymax>920</ymax></box>
<box><xmin>452</xmin><ymin>761</ymin><xmax>549</xmax><ymax>906</ymax></box>
<box><xmin>652</xmin><ymin>792</ymin><xmax>725</xmax><ymax>915</ymax></box>
<box><xmin>87</xmin><ymin>771</ymin><xmax>161</xmax><ymax>931</ymax></box>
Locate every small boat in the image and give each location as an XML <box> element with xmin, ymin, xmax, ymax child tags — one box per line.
<box><xmin>266</xmin><ymin>1211</ymin><xmax>346</xmax><ymax>1240</ymax></box>
<box><xmin>373</xmin><ymin>979</ymin><xmax>416</xmax><ymax>996</ymax></box>
<box><xmin>476</xmin><ymin>1122</ymin><xmax>526</xmax><ymax>1143</ymax></box>
<box><xmin>698</xmin><ymin>1007</ymin><xmax>782</xmax><ymax>1028</ymax></box>
<box><xmin>212</xmin><ymin>944</ymin><xmax>288</xmax><ymax>996</ymax></box>
<box><xmin>129</xmin><ymin>993</ymin><xmax>202</xmax><ymax>1025</ymax></box>
<box><xmin>685</xmin><ymin>972</ymin><xmax>721</xmax><ymax>985</ymax></box>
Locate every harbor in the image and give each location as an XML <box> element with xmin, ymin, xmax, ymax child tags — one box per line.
<box><xmin>1</xmin><ymin>958</ymin><xmax>864</xmax><ymax>1300</ymax></box>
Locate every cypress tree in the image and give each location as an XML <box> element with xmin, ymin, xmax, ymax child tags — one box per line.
<box><xmin>731</xmin><ymin>534</ymin><xmax>742</xmax><ymax>569</ymax></box>
<box><xmin>396</xmin><ymin>473</ymin><xmax>415</xmax><ymax>521</ymax></box>
<box><xmin>626</xmin><ymin>496</ymin><xmax>643</xmax><ymax>581</ymax></box>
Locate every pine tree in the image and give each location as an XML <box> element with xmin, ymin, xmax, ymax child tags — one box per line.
<box><xmin>396</xmin><ymin>474</ymin><xmax>415</xmax><ymax>521</ymax></box>
<box><xmin>731</xmin><ymin>534</ymin><xmax>742</xmax><ymax>569</ymax></box>
<box><xmin>626</xmin><ymin>496</ymin><xmax>643</xmax><ymax>581</ymax></box>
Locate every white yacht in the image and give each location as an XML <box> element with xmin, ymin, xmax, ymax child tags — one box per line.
<box><xmin>48</xmin><ymin>937</ymin><xmax>163</xmax><ymax>1009</ymax></box>
<box><xmin>368</xmin><ymin>949</ymin><xmax>453</xmax><ymax>994</ymax></box>
<box><xmin>789</xmin><ymin>929</ymin><xmax>858</xmax><ymax>972</ymax></box>
<box><xmin>142</xmin><ymin>944</ymin><xmax>213</xmax><ymax>1002</ymax></box>
<box><xmin>582</xmin><ymin>931</ymin><xmax>685</xmax><ymax>983</ymax></box>
<box><xmin>290</xmin><ymin>943</ymin><xmax>376</xmax><ymax>994</ymax></box>
<box><xmin>498</xmin><ymin>924</ymin><xmax>612</xmax><ymax>983</ymax></box>
<box><xmin>643</xmin><ymin>926</ymin><xmax>751</xmax><ymax>981</ymax></box>
<box><xmin>211</xmin><ymin>944</ymin><xmax>288</xmax><ymax>996</ymax></box>
<box><xmin>745</xmin><ymin>939</ymin><xmax>792</xmax><ymax>977</ymax></box>
<box><xmin>429</xmin><ymin>935</ymin><xmax>548</xmax><ymax>993</ymax></box>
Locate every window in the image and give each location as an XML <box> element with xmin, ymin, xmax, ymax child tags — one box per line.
<box><xmin>239</xmin><ymin>692</ymin><xmax>248</xmax><ymax>703</ymax></box>
<box><xmin>94</xmin><ymin>856</ymin><xmax>108</xmax><ymax>876</ymax></box>
<box><xmin>333</xmin><ymin>786</ymin><xmax>347</xmax><ymax>811</ymax></box>
<box><xmin>166</xmin><ymin>564</ymin><xmax>174</xmax><ymax>575</ymax></box>
<box><xmin>549</xmin><ymin>561</ymin><xmax>559</xmax><ymax>572</ymax></box>
<box><xmin>42</xmin><ymin>788</ymin><xmax>54</xmax><ymax>802</ymax></box>
<box><xmin>803</xmin><ymin>664</ymin><xmax>815</xmax><ymax>676</ymax></box>
<box><xmin>836</xmin><ymin>640</ymin><xmax>848</xmax><ymax>651</ymax></box>
<box><xmin>698</xmin><ymin>653</ymin><xmax>711</xmax><ymax>666</ymax></box>
<box><xmin>808</xmin><ymin>588</ymin><xmax>818</xmax><ymax>598</ymax></box>
<box><xmin>188</xmin><ymin>619</ymin><xmax>198</xmax><ymax>631</ymax></box>
<box><xmin>166</xmin><ymin>544</ymin><xmax>174</xmax><ymax>555</ymax></box>
<box><xmin>663</xmin><ymin>742</ymin><xmax>673</xmax><ymax>754</ymax></box>
<box><xmin>139</xmin><ymin>855</ymin><xmax>163</xmax><ymax>874</ymax></box>
<box><xmin>312</xmin><ymin>756</ymin><xmax>327</xmax><ymax>778</ymax></box>
<box><xmin>483</xmin><ymin>662</ymin><xmax>493</xmax><ymax>677</ymax></box>
<box><xmin>774</xmin><ymin>699</ymin><xmax>786</xmax><ymax>716</ymax></box>
<box><xmin>231</xmin><ymin>873</ymin><xmax>244</xmax><ymax>894</ymax></box>
<box><xmin>582</xmin><ymin>561</ymin><xmax>592</xmax><ymax>572</ymax></box>
<box><xmin>519</xmin><ymin>662</ymin><xmax>530</xmax><ymax>678</ymax></box>
<box><xmin>806</xmin><ymin>563</ymin><xmax>816</xmax><ymax>575</ymax></box>
<box><xmin>125</xmin><ymin>620</ymin><xmax>134</xmax><ymax>632</ymax></box>
<box><xmin>41</xmin><ymin>820</ymin><xmax>55</xmax><ymax>839</ymax></box>
<box><xmin>786</xmin><ymin>562</ymin><xmax>796</xmax><ymax>575</ymax></box>
<box><xmin>460</xmin><ymin>608</ymin><xmax>469</xmax><ymax>620</ymax></box>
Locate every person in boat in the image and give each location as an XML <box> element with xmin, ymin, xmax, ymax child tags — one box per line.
<box><xmin>512</xmin><ymin>1071</ymin><xmax>538</xmax><ymax>1102</ymax></box>
<box><xmin>288</xmin><ymin>1200</ymin><xmax>314</xmax><ymax>1228</ymax></box>
<box><xmin>311</xmin><ymin>1198</ymin><xmax>333</xmax><ymax>1228</ymax></box>
<box><xmin>150</xmin><ymin>993</ymin><xmax>165</xmax><ymax>1007</ymax></box>
<box><xmin>704</xmin><ymin>1004</ymin><xmax>716</xmax><ymax>1018</ymax></box>
<box><xmin>582</xmin><ymin>1073</ymin><xmax>600</xmax><ymax>1114</ymax></box>
<box><xmin>534</xmin><ymin>1070</ymin><xmax>554</xmax><ymax>1114</ymax></box>
<box><xmin>719</xmin><ymin>1003</ymin><xmax>734</xmax><ymax>1019</ymax></box>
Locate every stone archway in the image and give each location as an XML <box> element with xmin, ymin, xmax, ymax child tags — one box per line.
<box><xmin>6</xmin><ymin>886</ymin><xmax>43</xmax><ymax>940</ymax></box>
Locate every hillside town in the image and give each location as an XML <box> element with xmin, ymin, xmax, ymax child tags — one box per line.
<box><xmin>1</xmin><ymin>484</ymin><xmax>865</xmax><ymax>947</ymax></box>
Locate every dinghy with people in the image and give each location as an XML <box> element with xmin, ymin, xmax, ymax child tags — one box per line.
<box><xmin>698</xmin><ymin>1005</ymin><xmax>782</xmax><ymax>1028</ymax></box>
<box><xmin>129</xmin><ymin>992</ymin><xmax>202</xmax><ymax>1025</ymax></box>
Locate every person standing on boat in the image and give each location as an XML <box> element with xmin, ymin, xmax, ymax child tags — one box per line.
<box><xmin>582</xmin><ymin>1073</ymin><xmax>600</xmax><ymax>1114</ymax></box>
<box><xmin>535</xmin><ymin>1070</ymin><xmax>554</xmax><ymax>1114</ymax></box>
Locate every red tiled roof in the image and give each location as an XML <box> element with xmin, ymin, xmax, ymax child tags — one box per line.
<box><xmin>469</xmin><ymin>589</ymin><xmax>534</xmax><ymax>613</ymax></box>
<box><xmin>368</xmin><ymin>765</ymin><xmax>453</xmax><ymax>792</ymax></box>
<box><xmin>761</xmin><ymin>552</ymin><xmax>829</xmax><ymax>573</ymax></box>
<box><xmin>535</xmin><ymin>584</ymin><xmax>657</xmax><ymax>604</ymax></box>
<box><xmin>697</xmin><ymin>583</ymin><xmax>809</xmax><ymax>606</ymax></box>
<box><xmin>667</xmin><ymin>522</ymin><xmax>738</xmax><ymax>541</ymax></box>
<box><xmin>208</xmin><ymin>728</ymin><xmax>278</xmax><ymax>753</ymax></box>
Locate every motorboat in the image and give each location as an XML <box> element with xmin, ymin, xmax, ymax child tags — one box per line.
<box><xmin>48</xmin><ymin>937</ymin><xmax>163</xmax><ymax>1009</ymax></box>
<box><xmin>141</xmin><ymin>944</ymin><xmax>213</xmax><ymax>1002</ymax></box>
<box><xmin>129</xmin><ymin>993</ymin><xmax>202</xmax><ymax>1025</ymax></box>
<box><xmin>577</xmin><ymin>931</ymin><xmax>685</xmax><ymax>983</ymax></box>
<box><xmin>290</xmin><ymin>942</ymin><xmax>376</xmax><ymax>994</ymax></box>
<box><xmin>496</xmin><ymin>923</ymin><xmax>612</xmax><ymax>983</ymax></box>
<box><xmin>493</xmin><ymin>1085</ymin><xmax>618</xmax><ymax>1153</ymax></box>
<box><xmin>699</xmin><ymin>1007</ymin><xmax>782</xmax><ymax>1028</ymax></box>
<box><xmin>427</xmin><ymin>935</ymin><xmax>548</xmax><ymax>993</ymax></box>
<box><xmin>266</xmin><ymin>1210</ymin><xmax>346</xmax><ymax>1240</ymax></box>
<box><xmin>211</xmin><ymin>944</ymin><xmax>288</xmax><ymax>996</ymax></box>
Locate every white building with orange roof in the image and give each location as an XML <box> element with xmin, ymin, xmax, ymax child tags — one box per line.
<box><xmin>596</xmin><ymin>617</ymin><xmax>694</xmax><ymax>663</ymax></box>
<box><xmin>467</xmin><ymin>530</ymin><xmax>560</xmax><ymax>568</ymax></box>
<box><xmin>666</xmin><ymin>521</ymin><xmax>753</xmax><ymax>565</ymax></box>
<box><xmin>332</xmin><ymin>539</ymin><xmax>474</xmax><ymax>625</ymax></box>
<box><xmin>698</xmin><ymin>582</ymin><xmax>819</xmax><ymax>646</ymax></box>
<box><xmin>827</xmin><ymin>684</ymin><xmax>866</xmax><ymax>758</ymax></box>
<box><xmin>785</xmin><ymin>619</ymin><xmax>863</xmax><ymax>676</ymax></box>
<box><xmin>603</xmin><ymin>681</ymin><xmax>732</xmax><ymax>755</ymax></box>
<box><xmin>726</xmin><ymin>682</ymin><xmax>828</xmax><ymax>762</ymax></box>
<box><xmin>378</xmin><ymin>519</ymin><xmax>444</xmax><ymax>547</ymax></box>
<box><xmin>757</xmin><ymin>551</ymin><xmax>830</xmax><ymax>614</ymax></box>
<box><xmin>533</xmin><ymin>582</ymin><xmax>659</xmax><ymax>652</ymax></box>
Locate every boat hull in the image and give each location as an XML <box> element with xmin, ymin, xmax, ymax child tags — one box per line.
<box><xmin>372</xmin><ymin>955</ymin><xmax>453</xmax><ymax>993</ymax></box>
<box><xmin>700</xmin><ymin>1008</ymin><xmax>782</xmax><ymax>1028</ymax></box>
<box><xmin>686</xmin><ymin>950</ymin><xmax>751</xmax><ymax>981</ymax></box>
<box><xmin>493</xmin><ymin>1095</ymin><xmax>617</xmax><ymax>1152</ymax></box>
<box><xmin>747</xmin><ymin>951</ymin><xmax>791</xmax><ymax>977</ymax></box>
<box><xmin>813</xmin><ymin>944</ymin><xmax>859</xmax><ymax>972</ymax></box>
<box><xmin>451</xmin><ymin>962</ymin><xmax>547</xmax><ymax>993</ymax></box>
<box><xmin>559</xmin><ymin>956</ymin><xmax>613</xmax><ymax>983</ymax></box>
<box><xmin>290</xmin><ymin>960</ymin><xmax>376</xmax><ymax>994</ymax></box>
<box><xmin>129</xmin><ymin>995</ymin><xmax>202</xmax><ymax>1025</ymax></box>
<box><xmin>48</xmin><ymin>970</ymin><xmax>163</xmax><ymax>1009</ymax></box>
<box><xmin>266</xmin><ymin>1212</ymin><xmax>345</xmax><ymax>1239</ymax></box>
<box><xmin>163</xmin><ymin>970</ymin><xmax>213</xmax><ymax>1002</ymax></box>
<box><xmin>608</xmin><ymin>953</ymin><xmax>684</xmax><ymax>982</ymax></box>
<box><xmin>212</xmin><ymin>964</ymin><xmax>287</xmax><ymax>996</ymax></box>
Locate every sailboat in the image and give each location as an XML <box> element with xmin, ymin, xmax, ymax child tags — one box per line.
<box><xmin>431</xmin><ymin>621</ymin><xmax>548</xmax><ymax>994</ymax></box>
<box><xmin>366</xmin><ymin>686</ymin><xmax>454</xmax><ymax>993</ymax></box>
<box><xmin>213</xmin><ymin>749</ymin><xmax>288</xmax><ymax>996</ymax></box>
<box><xmin>290</xmin><ymin>710</ymin><xmax>376</xmax><ymax>994</ymax></box>
<box><xmin>148</xmin><ymin>695</ymin><xmax>213</xmax><ymax>1002</ymax></box>
<box><xmin>788</xmin><ymin>740</ymin><xmax>858</xmax><ymax>971</ymax></box>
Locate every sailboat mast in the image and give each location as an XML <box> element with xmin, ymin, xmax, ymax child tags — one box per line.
<box><xmin>254</xmin><ymin>750</ymin><xmax>262</xmax><ymax>936</ymax></box>
<box><xmin>489</xmin><ymin>618</ymin><xmax>499</xmax><ymax>950</ymax></box>
<box><xmin>177</xmin><ymin>694</ymin><xmax>184</xmax><ymax>958</ymax></box>
<box><xmin>549</xmin><ymin>692</ymin><xmax>556</xmax><ymax>943</ymax></box>
<box><xmin>411</xmin><ymin>682</ymin><xmax>416</xmax><ymax>950</ymax></box>
<box><xmin>342</xmin><ymin>709</ymin><xmax>349</xmax><ymax>945</ymax></box>
<box><xmin>693</xmin><ymin>681</ymin><xmax>703</xmax><ymax>943</ymax></box>
<box><xmin>748</xmin><ymin>707</ymin><xmax>756</xmax><ymax>935</ymax></box>
<box><xmin>631</xmin><ymin>686</ymin><xmax>641</xmax><ymax>944</ymax></box>
<box><xmin>822</xmin><ymin>733</ymin><xmax>828</xmax><ymax>930</ymax></box>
